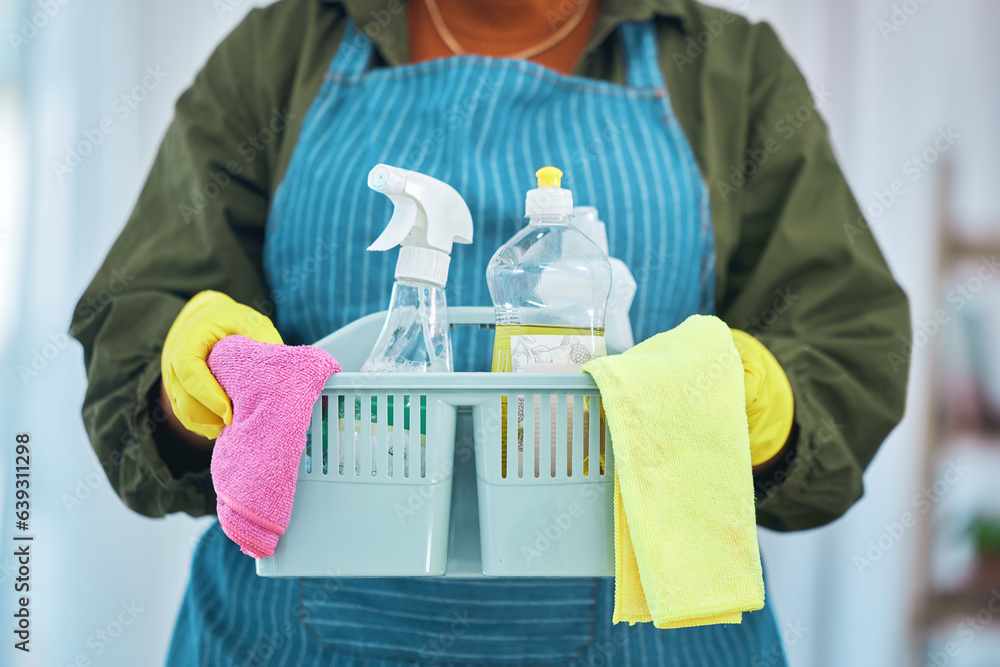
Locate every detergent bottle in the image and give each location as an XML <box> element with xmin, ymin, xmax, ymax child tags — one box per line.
<box><xmin>571</xmin><ymin>206</ymin><xmax>637</xmax><ymax>350</ymax></box>
<box><xmin>487</xmin><ymin>167</ymin><xmax>612</xmax><ymax>475</ymax></box>
<box><xmin>338</xmin><ymin>165</ymin><xmax>473</xmax><ymax>476</ymax></box>
<box><xmin>487</xmin><ymin>167</ymin><xmax>612</xmax><ymax>369</ymax></box>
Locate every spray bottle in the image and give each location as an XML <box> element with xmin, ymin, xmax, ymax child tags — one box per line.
<box><xmin>362</xmin><ymin>164</ymin><xmax>474</xmax><ymax>372</ymax></box>
<box><xmin>338</xmin><ymin>165</ymin><xmax>473</xmax><ymax>476</ymax></box>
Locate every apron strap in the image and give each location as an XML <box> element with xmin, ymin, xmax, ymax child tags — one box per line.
<box><xmin>617</xmin><ymin>21</ymin><xmax>668</xmax><ymax>91</ymax></box>
<box><xmin>327</xmin><ymin>19</ymin><xmax>373</xmax><ymax>79</ymax></box>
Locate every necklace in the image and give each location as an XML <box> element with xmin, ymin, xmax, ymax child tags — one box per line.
<box><xmin>423</xmin><ymin>0</ymin><xmax>592</xmax><ymax>60</ymax></box>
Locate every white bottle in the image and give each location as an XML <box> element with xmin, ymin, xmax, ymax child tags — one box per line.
<box><xmin>571</xmin><ymin>206</ymin><xmax>637</xmax><ymax>350</ymax></box>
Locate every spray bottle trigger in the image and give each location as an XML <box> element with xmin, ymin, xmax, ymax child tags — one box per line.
<box><xmin>423</xmin><ymin>201</ymin><xmax>473</xmax><ymax>252</ymax></box>
<box><xmin>368</xmin><ymin>196</ymin><xmax>421</xmax><ymax>251</ymax></box>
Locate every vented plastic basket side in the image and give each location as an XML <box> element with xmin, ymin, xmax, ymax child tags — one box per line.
<box><xmin>472</xmin><ymin>379</ymin><xmax>615</xmax><ymax>576</ymax></box>
<box><xmin>255</xmin><ymin>305</ymin><xmax>461</xmax><ymax>577</ymax></box>
<box><xmin>255</xmin><ymin>381</ymin><xmax>458</xmax><ymax>577</ymax></box>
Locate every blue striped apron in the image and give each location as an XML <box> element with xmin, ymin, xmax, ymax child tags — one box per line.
<box><xmin>167</xmin><ymin>19</ymin><xmax>787</xmax><ymax>667</ymax></box>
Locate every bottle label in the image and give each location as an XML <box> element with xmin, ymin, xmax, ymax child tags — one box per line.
<box><xmin>492</xmin><ymin>325</ymin><xmax>606</xmax><ymax>373</ymax></box>
<box><xmin>510</xmin><ymin>333</ymin><xmax>607</xmax><ymax>372</ymax></box>
<box><xmin>492</xmin><ymin>325</ymin><xmax>607</xmax><ymax>478</ymax></box>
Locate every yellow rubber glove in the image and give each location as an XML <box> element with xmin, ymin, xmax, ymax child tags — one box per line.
<box><xmin>161</xmin><ymin>290</ymin><xmax>283</xmax><ymax>439</ymax></box>
<box><xmin>731</xmin><ymin>329</ymin><xmax>795</xmax><ymax>468</ymax></box>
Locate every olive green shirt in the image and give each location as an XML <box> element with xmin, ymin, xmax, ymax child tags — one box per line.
<box><xmin>69</xmin><ymin>0</ymin><xmax>910</xmax><ymax>531</ymax></box>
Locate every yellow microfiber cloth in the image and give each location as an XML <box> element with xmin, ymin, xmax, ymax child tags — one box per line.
<box><xmin>582</xmin><ymin>314</ymin><xmax>765</xmax><ymax>629</ymax></box>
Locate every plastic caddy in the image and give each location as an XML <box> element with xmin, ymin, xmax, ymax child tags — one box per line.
<box><xmin>255</xmin><ymin>307</ymin><xmax>616</xmax><ymax>578</ymax></box>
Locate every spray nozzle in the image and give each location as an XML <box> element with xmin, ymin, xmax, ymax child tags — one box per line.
<box><xmin>367</xmin><ymin>164</ymin><xmax>474</xmax><ymax>287</ymax></box>
<box><xmin>368</xmin><ymin>163</ymin><xmax>408</xmax><ymax>195</ymax></box>
<box><xmin>367</xmin><ymin>164</ymin><xmax>473</xmax><ymax>254</ymax></box>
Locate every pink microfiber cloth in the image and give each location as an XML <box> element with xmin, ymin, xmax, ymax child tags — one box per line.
<box><xmin>207</xmin><ymin>335</ymin><xmax>340</xmax><ymax>558</ymax></box>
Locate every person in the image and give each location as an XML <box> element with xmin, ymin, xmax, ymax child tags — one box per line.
<box><xmin>69</xmin><ymin>0</ymin><xmax>911</xmax><ymax>664</ymax></box>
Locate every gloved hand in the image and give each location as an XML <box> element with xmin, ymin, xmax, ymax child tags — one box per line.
<box><xmin>161</xmin><ymin>290</ymin><xmax>282</xmax><ymax>439</ymax></box>
<box><xmin>731</xmin><ymin>330</ymin><xmax>795</xmax><ymax>468</ymax></box>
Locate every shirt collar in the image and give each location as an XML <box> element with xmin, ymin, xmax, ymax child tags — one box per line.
<box><xmin>595</xmin><ymin>0</ymin><xmax>690</xmax><ymax>27</ymax></box>
<box><xmin>321</xmin><ymin>0</ymin><xmax>691</xmax><ymax>66</ymax></box>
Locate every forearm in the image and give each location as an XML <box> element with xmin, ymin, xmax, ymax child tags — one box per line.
<box><xmin>752</xmin><ymin>420</ymin><xmax>798</xmax><ymax>492</ymax></box>
<box><xmin>154</xmin><ymin>379</ymin><xmax>215</xmax><ymax>477</ymax></box>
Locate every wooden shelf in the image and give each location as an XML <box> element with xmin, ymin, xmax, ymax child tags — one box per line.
<box><xmin>939</xmin><ymin>428</ymin><xmax>1000</xmax><ymax>445</ymax></box>
<box><xmin>917</xmin><ymin>592</ymin><xmax>987</xmax><ymax>629</ymax></box>
<box><xmin>938</xmin><ymin>229</ymin><xmax>1000</xmax><ymax>264</ymax></box>
<box><xmin>911</xmin><ymin>159</ymin><xmax>1000</xmax><ymax>664</ymax></box>
<box><xmin>936</xmin><ymin>161</ymin><xmax>1000</xmax><ymax>263</ymax></box>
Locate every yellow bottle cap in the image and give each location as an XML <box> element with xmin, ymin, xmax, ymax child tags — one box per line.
<box><xmin>535</xmin><ymin>166</ymin><xmax>563</xmax><ymax>188</ymax></box>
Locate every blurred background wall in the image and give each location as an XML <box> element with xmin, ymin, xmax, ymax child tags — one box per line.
<box><xmin>1</xmin><ymin>0</ymin><xmax>998</xmax><ymax>665</ymax></box>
